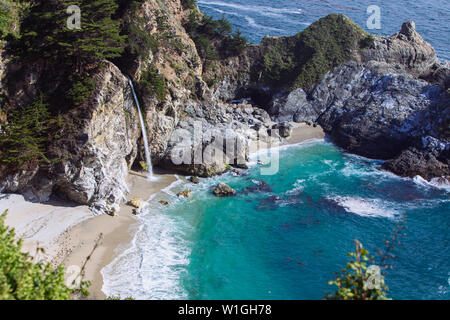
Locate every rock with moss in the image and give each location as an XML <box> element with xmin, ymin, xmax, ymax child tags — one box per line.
<box><xmin>213</xmin><ymin>183</ymin><xmax>236</xmax><ymax>197</ymax></box>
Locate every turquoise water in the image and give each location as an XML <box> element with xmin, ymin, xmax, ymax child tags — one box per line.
<box><xmin>198</xmin><ymin>0</ymin><xmax>450</xmax><ymax>60</ymax></box>
<box><xmin>102</xmin><ymin>141</ymin><xmax>450</xmax><ymax>300</ymax></box>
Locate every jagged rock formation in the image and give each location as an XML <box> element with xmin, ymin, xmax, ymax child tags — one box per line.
<box><xmin>1</xmin><ymin>61</ymin><xmax>140</xmax><ymax>214</ymax></box>
<box><xmin>259</xmin><ymin>21</ymin><xmax>449</xmax><ymax>180</ymax></box>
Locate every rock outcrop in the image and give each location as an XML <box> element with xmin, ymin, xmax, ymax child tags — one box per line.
<box><xmin>263</xmin><ymin>21</ymin><xmax>449</xmax><ymax>181</ymax></box>
<box><xmin>1</xmin><ymin>62</ymin><xmax>141</xmax><ymax>215</ymax></box>
<box><xmin>213</xmin><ymin>183</ymin><xmax>236</xmax><ymax>197</ymax></box>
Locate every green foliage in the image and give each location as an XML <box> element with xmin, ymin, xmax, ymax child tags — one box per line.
<box><xmin>68</xmin><ymin>75</ymin><xmax>95</xmax><ymax>106</ymax></box>
<box><xmin>0</xmin><ymin>211</ymin><xmax>73</xmax><ymax>300</ymax></box>
<box><xmin>181</xmin><ymin>0</ymin><xmax>196</xmax><ymax>10</ymax></box>
<box><xmin>126</xmin><ymin>23</ymin><xmax>159</xmax><ymax>58</ymax></box>
<box><xmin>326</xmin><ymin>240</ymin><xmax>390</xmax><ymax>300</ymax></box>
<box><xmin>0</xmin><ymin>0</ymin><xmax>29</xmax><ymax>40</ymax></box>
<box><xmin>222</xmin><ymin>29</ymin><xmax>248</xmax><ymax>57</ymax></box>
<box><xmin>186</xmin><ymin>11</ymin><xmax>247</xmax><ymax>63</ymax></box>
<box><xmin>139</xmin><ymin>63</ymin><xmax>167</xmax><ymax>103</ymax></box>
<box><xmin>0</xmin><ymin>93</ymin><xmax>51</xmax><ymax>169</ymax></box>
<box><xmin>359</xmin><ymin>34</ymin><xmax>375</xmax><ymax>49</ymax></box>
<box><xmin>252</xmin><ymin>14</ymin><xmax>368</xmax><ymax>90</ymax></box>
<box><xmin>14</xmin><ymin>0</ymin><xmax>126</xmax><ymax>71</ymax></box>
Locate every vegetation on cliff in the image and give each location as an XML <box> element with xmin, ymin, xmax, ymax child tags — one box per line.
<box><xmin>12</xmin><ymin>0</ymin><xmax>126</xmax><ymax>71</ymax></box>
<box><xmin>251</xmin><ymin>14</ymin><xmax>374</xmax><ymax>90</ymax></box>
<box><xmin>0</xmin><ymin>0</ymin><xmax>29</xmax><ymax>41</ymax></box>
<box><xmin>0</xmin><ymin>93</ymin><xmax>52</xmax><ymax>169</ymax></box>
<box><xmin>184</xmin><ymin>5</ymin><xmax>247</xmax><ymax>66</ymax></box>
<box><xmin>139</xmin><ymin>63</ymin><xmax>168</xmax><ymax>103</ymax></box>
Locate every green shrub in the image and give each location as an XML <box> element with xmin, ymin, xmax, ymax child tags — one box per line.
<box><xmin>252</xmin><ymin>14</ymin><xmax>368</xmax><ymax>90</ymax></box>
<box><xmin>181</xmin><ymin>0</ymin><xmax>196</xmax><ymax>10</ymax></box>
<box><xmin>221</xmin><ymin>29</ymin><xmax>248</xmax><ymax>57</ymax></box>
<box><xmin>359</xmin><ymin>34</ymin><xmax>375</xmax><ymax>49</ymax></box>
<box><xmin>326</xmin><ymin>240</ymin><xmax>389</xmax><ymax>300</ymax></box>
<box><xmin>68</xmin><ymin>75</ymin><xmax>95</xmax><ymax>107</ymax></box>
<box><xmin>139</xmin><ymin>64</ymin><xmax>167</xmax><ymax>102</ymax></box>
<box><xmin>0</xmin><ymin>0</ymin><xmax>29</xmax><ymax>40</ymax></box>
<box><xmin>186</xmin><ymin>11</ymin><xmax>247</xmax><ymax>62</ymax></box>
<box><xmin>0</xmin><ymin>211</ymin><xmax>73</xmax><ymax>300</ymax></box>
<box><xmin>0</xmin><ymin>93</ymin><xmax>51</xmax><ymax>169</ymax></box>
<box><xmin>14</xmin><ymin>0</ymin><xmax>126</xmax><ymax>71</ymax></box>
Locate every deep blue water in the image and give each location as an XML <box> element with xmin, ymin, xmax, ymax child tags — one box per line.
<box><xmin>102</xmin><ymin>141</ymin><xmax>450</xmax><ymax>300</ymax></box>
<box><xmin>198</xmin><ymin>0</ymin><xmax>450</xmax><ymax>61</ymax></box>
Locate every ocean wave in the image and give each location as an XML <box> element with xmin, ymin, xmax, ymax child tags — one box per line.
<box><xmin>330</xmin><ymin>196</ymin><xmax>400</xmax><ymax>219</ymax></box>
<box><xmin>413</xmin><ymin>175</ymin><xmax>450</xmax><ymax>192</ymax></box>
<box><xmin>101</xmin><ymin>208</ymin><xmax>191</xmax><ymax>300</ymax></box>
<box><xmin>198</xmin><ymin>0</ymin><xmax>304</xmax><ymax>18</ymax></box>
<box><xmin>286</xmin><ymin>179</ymin><xmax>305</xmax><ymax>195</ymax></box>
<box><xmin>202</xmin><ymin>5</ymin><xmax>284</xmax><ymax>32</ymax></box>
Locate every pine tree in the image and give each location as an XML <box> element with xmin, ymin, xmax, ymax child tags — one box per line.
<box><xmin>59</xmin><ymin>0</ymin><xmax>127</xmax><ymax>70</ymax></box>
<box><xmin>0</xmin><ymin>93</ymin><xmax>51</xmax><ymax>169</ymax></box>
<box><xmin>13</xmin><ymin>0</ymin><xmax>126</xmax><ymax>71</ymax></box>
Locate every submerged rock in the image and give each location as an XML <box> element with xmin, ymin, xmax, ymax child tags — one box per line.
<box><xmin>213</xmin><ymin>183</ymin><xmax>236</xmax><ymax>197</ymax></box>
<box><xmin>242</xmin><ymin>180</ymin><xmax>273</xmax><ymax>194</ymax></box>
<box><xmin>177</xmin><ymin>190</ymin><xmax>193</xmax><ymax>198</ymax></box>
<box><xmin>189</xmin><ymin>176</ymin><xmax>200</xmax><ymax>184</ymax></box>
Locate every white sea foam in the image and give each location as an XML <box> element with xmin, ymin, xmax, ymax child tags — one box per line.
<box><xmin>198</xmin><ymin>1</ymin><xmax>304</xmax><ymax>18</ymax></box>
<box><xmin>287</xmin><ymin>179</ymin><xmax>305</xmax><ymax>194</ymax></box>
<box><xmin>331</xmin><ymin>196</ymin><xmax>400</xmax><ymax>218</ymax></box>
<box><xmin>413</xmin><ymin>175</ymin><xmax>450</xmax><ymax>192</ymax></box>
<box><xmin>101</xmin><ymin>211</ymin><xmax>191</xmax><ymax>300</ymax></box>
<box><xmin>101</xmin><ymin>177</ymin><xmax>193</xmax><ymax>300</ymax></box>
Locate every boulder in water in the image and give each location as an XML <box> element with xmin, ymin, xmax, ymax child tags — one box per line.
<box><xmin>242</xmin><ymin>180</ymin><xmax>273</xmax><ymax>194</ymax></box>
<box><xmin>177</xmin><ymin>190</ymin><xmax>193</xmax><ymax>198</ymax></box>
<box><xmin>189</xmin><ymin>176</ymin><xmax>200</xmax><ymax>184</ymax></box>
<box><xmin>213</xmin><ymin>183</ymin><xmax>236</xmax><ymax>197</ymax></box>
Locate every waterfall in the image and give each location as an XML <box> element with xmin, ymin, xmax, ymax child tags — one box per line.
<box><xmin>127</xmin><ymin>77</ymin><xmax>154</xmax><ymax>180</ymax></box>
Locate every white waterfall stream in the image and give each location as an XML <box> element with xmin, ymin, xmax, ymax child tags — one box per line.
<box><xmin>127</xmin><ymin>77</ymin><xmax>154</xmax><ymax>180</ymax></box>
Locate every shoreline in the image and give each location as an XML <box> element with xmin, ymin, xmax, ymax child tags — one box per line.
<box><xmin>61</xmin><ymin>171</ymin><xmax>178</xmax><ymax>300</ymax></box>
<box><xmin>0</xmin><ymin>123</ymin><xmax>324</xmax><ymax>300</ymax></box>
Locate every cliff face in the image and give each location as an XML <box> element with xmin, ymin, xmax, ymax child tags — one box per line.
<box><xmin>256</xmin><ymin>21</ymin><xmax>449</xmax><ymax>182</ymax></box>
<box><xmin>0</xmin><ymin>1</ymin><xmax>448</xmax><ymax>213</ymax></box>
<box><xmin>1</xmin><ymin>61</ymin><xmax>140</xmax><ymax>214</ymax></box>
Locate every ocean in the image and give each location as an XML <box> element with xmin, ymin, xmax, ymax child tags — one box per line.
<box><xmin>102</xmin><ymin>141</ymin><xmax>450</xmax><ymax>300</ymax></box>
<box><xmin>198</xmin><ymin>0</ymin><xmax>450</xmax><ymax>61</ymax></box>
<box><xmin>101</xmin><ymin>1</ymin><xmax>450</xmax><ymax>300</ymax></box>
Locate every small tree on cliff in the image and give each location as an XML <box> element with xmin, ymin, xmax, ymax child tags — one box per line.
<box><xmin>14</xmin><ymin>0</ymin><xmax>126</xmax><ymax>71</ymax></box>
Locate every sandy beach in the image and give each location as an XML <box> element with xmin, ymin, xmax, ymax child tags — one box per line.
<box><xmin>0</xmin><ymin>123</ymin><xmax>324</xmax><ymax>300</ymax></box>
<box><xmin>60</xmin><ymin>171</ymin><xmax>178</xmax><ymax>300</ymax></box>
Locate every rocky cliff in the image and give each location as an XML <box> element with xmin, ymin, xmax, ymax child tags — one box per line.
<box><xmin>0</xmin><ymin>1</ymin><xmax>448</xmax><ymax>214</ymax></box>
<box><xmin>261</xmin><ymin>21</ymin><xmax>449</xmax><ymax>182</ymax></box>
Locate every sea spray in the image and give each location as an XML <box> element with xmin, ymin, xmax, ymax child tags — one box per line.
<box><xmin>127</xmin><ymin>77</ymin><xmax>154</xmax><ymax>180</ymax></box>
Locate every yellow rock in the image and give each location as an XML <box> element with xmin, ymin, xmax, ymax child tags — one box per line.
<box><xmin>177</xmin><ymin>190</ymin><xmax>192</xmax><ymax>198</ymax></box>
<box><xmin>128</xmin><ymin>198</ymin><xmax>144</xmax><ymax>209</ymax></box>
